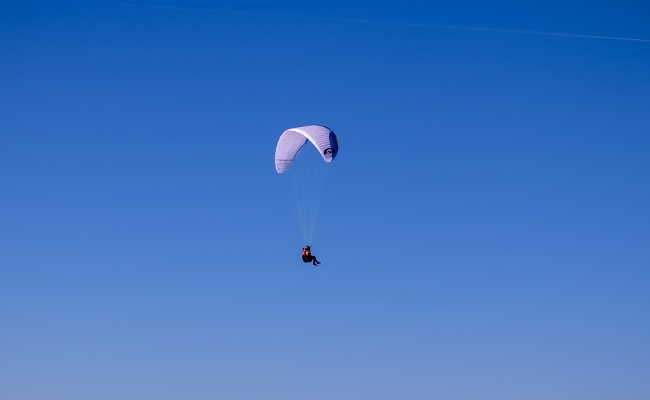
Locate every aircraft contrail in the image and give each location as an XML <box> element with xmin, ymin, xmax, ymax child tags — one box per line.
<box><xmin>120</xmin><ymin>2</ymin><xmax>650</xmax><ymax>43</ymax></box>
<box><xmin>390</xmin><ymin>21</ymin><xmax>650</xmax><ymax>43</ymax></box>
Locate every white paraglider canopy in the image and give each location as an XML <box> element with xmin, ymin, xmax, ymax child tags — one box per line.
<box><xmin>274</xmin><ymin>125</ymin><xmax>338</xmax><ymax>174</ymax></box>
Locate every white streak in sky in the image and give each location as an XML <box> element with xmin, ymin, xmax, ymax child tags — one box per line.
<box><xmin>120</xmin><ymin>2</ymin><xmax>650</xmax><ymax>43</ymax></box>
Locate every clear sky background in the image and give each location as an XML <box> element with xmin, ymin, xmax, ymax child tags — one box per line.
<box><xmin>2</xmin><ymin>1</ymin><xmax>649</xmax><ymax>399</ymax></box>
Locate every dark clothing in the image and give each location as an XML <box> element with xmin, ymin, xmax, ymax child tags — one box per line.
<box><xmin>301</xmin><ymin>253</ymin><xmax>320</xmax><ymax>266</ymax></box>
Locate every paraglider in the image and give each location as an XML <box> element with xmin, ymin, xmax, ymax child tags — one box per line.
<box><xmin>275</xmin><ymin>125</ymin><xmax>339</xmax><ymax>265</ymax></box>
<box><xmin>301</xmin><ymin>246</ymin><xmax>321</xmax><ymax>266</ymax></box>
<box><xmin>274</xmin><ymin>125</ymin><xmax>338</xmax><ymax>174</ymax></box>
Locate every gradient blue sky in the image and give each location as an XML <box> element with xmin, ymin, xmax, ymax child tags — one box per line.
<box><xmin>2</xmin><ymin>1</ymin><xmax>649</xmax><ymax>399</ymax></box>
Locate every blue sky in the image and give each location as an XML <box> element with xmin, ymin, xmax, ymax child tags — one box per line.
<box><xmin>2</xmin><ymin>1</ymin><xmax>649</xmax><ymax>399</ymax></box>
